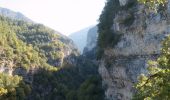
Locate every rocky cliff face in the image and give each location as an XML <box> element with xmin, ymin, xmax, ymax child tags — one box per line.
<box><xmin>98</xmin><ymin>0</ymin><xmax>170</xmax><ymax>100</ymax></box>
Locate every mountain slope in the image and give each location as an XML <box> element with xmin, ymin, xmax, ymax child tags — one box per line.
<box><xmin>0</xmin><ymin>9</ymin><xmax>104</xmax><ymax>100</ymax></box>
<box><xmin>0</xmin><ymin>15</ymin><xmax>55</xmax><ymax>99</ymax></box>
<box><xmin>0</xmin><ymin>15</ymin><xmax>78</xmax><ymax>67</ymax></box>
<box><xmin>83</xmin><ymin>26</ymin><xmax>98</xmax><ymax>59</ymax></box>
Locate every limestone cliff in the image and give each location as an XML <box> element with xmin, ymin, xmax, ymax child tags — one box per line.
<box><xmin>98</xmin><ymin>0</ymin><xmax>170</xmax><ymax>100</ymax></box>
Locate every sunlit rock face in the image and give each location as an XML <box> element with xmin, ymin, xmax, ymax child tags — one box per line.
<box><xmin>99</xmin><ymin>1</ymin><xmax>170</xmax><ymax>100</ymax></box>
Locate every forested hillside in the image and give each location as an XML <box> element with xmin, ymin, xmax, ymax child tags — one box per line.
<box><xmin>1</xmin><ymin>15</ymin><xmax>79</xmax><ymax>67</ymax></box>
<box><xmin>0</xmin><ymin>15</ymin><xmax>55</xmax><ymax>99</ymax></box>
<box><xmin>0</xmin><ymin>14</ymin><xmax>104</xmax><ymax>100</ymax></box>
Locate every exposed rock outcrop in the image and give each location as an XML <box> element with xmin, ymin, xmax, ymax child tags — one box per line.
<box><xmin>98</xmin><ymin>0</ymin><xmax>170</xmax><ymax>100</ymax></box>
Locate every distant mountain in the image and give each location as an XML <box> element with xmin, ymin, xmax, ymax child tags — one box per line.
<box><xmin>83</xmin><ymin>26</ymin><xmax>98</xmax><ymax>59</ymax></box>
<box><xmin>69</xmin><ymin>26</ymin><xmax>93</xmax><ymax>53</ymax></box>
<box><xmin>0</xmin><ymin>7</ymin><xmax>32</xmax><ymax>22</ymax></box>
<box><xmin>84</xmin><ymin>26</ymin><xmax>98</xmax><ymax>53</ymax></box>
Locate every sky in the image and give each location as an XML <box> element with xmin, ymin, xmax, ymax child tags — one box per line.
<box><xmin>0</xmin><ymin>0</ymin><xmax>106</xmax><ymax>35</ymax></box>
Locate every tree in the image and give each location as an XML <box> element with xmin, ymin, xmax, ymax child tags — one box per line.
<box><xmin>133</xmin><ymin>36</ymin><xmax>170</xmax><ymax>100</ymax></box>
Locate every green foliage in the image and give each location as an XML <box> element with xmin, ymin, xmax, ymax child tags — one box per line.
<box><xmin>133</xmin><ymin>36</ymin><xmax>170</xmax><ymax>100</ymax></box>
<box><xmin>138</xmin><ymin>0</ymin><xmax>167</xmax><ymax>11</ymax></box>
<box><xmin>16</xmin><ymin>23</ymin><xmax>66</xmax><ymax>66</ymax></box>
<box><xmin>0</xmin><ymin>22</ymin><xmax>57</xmax><ymax>71</ymax></box>
<box><xmin>0</xmin><ymin>73</ymin><xmax>31</xmax><ymax>100</ymax></box>
<box><xmin>16</xmin><ymin>23</ymin><xmax>67</xmax><ymax>67</ymax></box>
<box><xmin>0</xmin><ymin>13</ymin><xmax>104</xmax><ymax>100</ymax></box>
<box><xmin>0</xmin><ymin>19</ymin><xmax>38</xmax><ymax>70</ymax></box>
<box><xmin>0</xmin><ymin>15</ymin><xmax>69</xmax><ymax>68</ymax></box>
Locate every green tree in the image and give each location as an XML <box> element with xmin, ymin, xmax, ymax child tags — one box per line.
<box><xmin>134</xmin><ymin>36</ymin><xmax>170</xmax><ymax>100</ymax></box>
<box><xmin>0</xmin><ymin>73</ymin><xmax>30</xmax><ymax>100</ymax></box>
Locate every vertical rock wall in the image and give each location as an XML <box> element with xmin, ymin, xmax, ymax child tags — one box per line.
<box><xmin>99</xmin><ymin>0</ymin><xmax>170</xmax><ymax>99</ymax></box>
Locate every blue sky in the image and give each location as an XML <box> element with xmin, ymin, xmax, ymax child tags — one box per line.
<box><xmin>0</xmin><ymin>0</ymin><xmax>106</xmax><ymax>35</ymax></box>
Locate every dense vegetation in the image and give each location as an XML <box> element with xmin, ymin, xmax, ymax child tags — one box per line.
<box><xmin>0</xmin><ymin>15</ymin><xmax>78</xmax><ymax>67</ymax></box>
<box><xmin>0</xmin><ymin>16</ymin><xmax>55</xmax><ymax>71</ymax></box>
<box><xmin>0</xmin><ymin>73</ymin><xmax>31</xmax><ymax>100</ymax></box>
<box><xmin>0</xmin><ymin>15</ymin><xmax>59</xmax><ymax>99</ymax></box>
<box><xmin>30</xmin><ymin>58</ymin><xmax>104</xmax><ymax>100</ymax></box>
